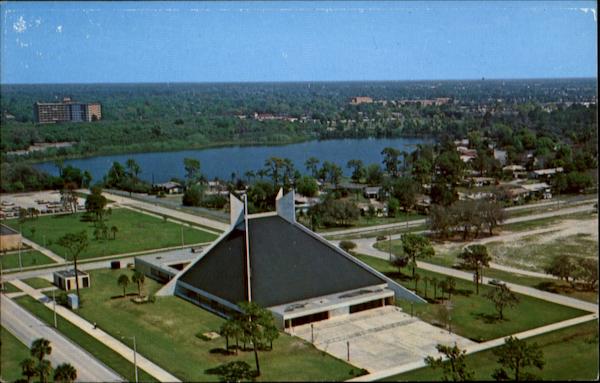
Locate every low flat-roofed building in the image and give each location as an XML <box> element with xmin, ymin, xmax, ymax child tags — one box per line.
<box><xmin>53</xmin><ymin>269</ymin><xmax>90</xmax><ymax>291</ymax></box>
<box><xmin>0</xmin><ymin>224</ymin><xmax>21</xmax><ymax>251</ymax></box>
<box><xmin>135</xmin><ymin>248</ymin><xmax>203</xmax><ymax>283</ymax></box>
<box><xmin>363</xmin><ymin>186</ymin><xmax>381</xmax><ymax>199</ymax></box>
<box><xmin>153</xmin><ymin>181</ymin><xmax>182</xmax><ymax>194</ymax></box>
<box><xmin>157</xmin><ymin>190</ymin><xmax>423</xmax><ymax>328</ymax></box>
<box><xmin>532</xmin><ymin>167</ymin><xmax>563</xmax><ymax>179</ymax></box>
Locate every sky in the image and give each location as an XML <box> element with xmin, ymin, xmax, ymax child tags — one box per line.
<box><xmin>1</xmin><ymin>1</ymin><xmax>597</xmax><ymax>84</ymax></box>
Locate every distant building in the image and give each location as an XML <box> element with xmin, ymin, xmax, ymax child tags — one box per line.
<box><xmin>34</xmin><ymin>97</ymin><xmax>102</xmax><ymax>124</ymax></box>
<box><xmin>153</xmin><ymin>181</ymin><xmax>182</xmax><ymax>194</ymax></box>
<box><xmin>350</xmin><ymin>96</ymin><xmax>373</xmax><ymax>105</ymax></box>
<box><xmin>531</xmin><ymin>167</ymin><xmax>564</xmax><ymax>179</ymax></box>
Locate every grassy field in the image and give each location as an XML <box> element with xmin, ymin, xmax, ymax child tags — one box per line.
<box><xmin>0</xmin><ymin>326</ymin><xmax>31</xmax><ymax>382</ymax></box>
<box><xmin>353</xmin><ymin>254</ymin><xmax>588</xmax><ymax>342</ymax></box>
<box><xmin>500</xmin><ymin>211</ymin><xmax>596</xmax><ymax>232</ymax></box>
<box><xmin>14</xmin><ymin>295</ymin><xmax>156</xmax><ymax>382</ymax></box>
<box><xmin>383</xmin><ymin>320</ymin><xmax>599</xmax><ymax>381</ymax></box>
<box><xmin>5</xmin><ymin>208</ymin><xmax>218</xmax><ymax>260</ymax></box>
<box><xmin>0</xmin><ymin>250</ymin><xmax>56</xmax><ymax>270</ymax></box>
<box><xmin>58</xmin><ymin>268</ymin><xmax>363</xmax><ymax>382</ymax></box>
<box><xmin>1</xmin><ymin>282</ymin><xmax>22</xmax><ymax>293</ymax></box>
<box><xmin>22</xmin><ymin>277</ymin><xmax>54</xmax><ymax>289</ymax></box>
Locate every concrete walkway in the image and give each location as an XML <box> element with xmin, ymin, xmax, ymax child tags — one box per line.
<box><xmin>8</xmin><ymin>280</ymin><xmax>182</xmax><ymax>383</ymax></box>
<box><xmin>21</xmin><ymin>237</ymin><xmax>65</xmax><ymax>264</ymax></box>
<box><xmin>94</xmin><ymin>190</ymin><xmax>229</xmax><ymax>232</ymax></box>
<box><xmin>348</xmin><ymin>313</ymin><xmax>598</xmax><ymax>381</ymax></box>
<box><xmin>1</xmin><ymin>294</ymin><xmax>123</xmax><ymax>382</ymax></box>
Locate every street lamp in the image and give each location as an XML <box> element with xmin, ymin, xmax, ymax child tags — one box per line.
<box><xmin>121</xmin><ymin>335</ymin><xmax>138</xmax><ymax>383</ymax></box>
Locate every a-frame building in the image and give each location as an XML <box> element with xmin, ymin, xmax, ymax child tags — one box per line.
<box><xmin>157</xmin><ymin>190</ymin><xmax>424</xmax><ymax>328</ymax></box>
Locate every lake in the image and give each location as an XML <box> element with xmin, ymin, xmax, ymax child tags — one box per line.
<box><xmin>34</xmin><ymin>138</ymin><xmax>430</xmax><ymax>184</ymax></box>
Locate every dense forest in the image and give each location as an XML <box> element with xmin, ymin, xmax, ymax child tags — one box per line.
<box><xmin>0</xmin><ymin>79</ymin><xmax>597</xmax><ymax>163</ymax></box>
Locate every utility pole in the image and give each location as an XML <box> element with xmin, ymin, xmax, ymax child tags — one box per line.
<box><xmin>180</xmin><ymin>226</ymin><xmax>184</xmax><ymax>249</ymax></box>
<box><xmin>133</xmin><ymin>336</ymin><xmax>138</xmax><ymax>383</ymax></box>
<box><xmin>311</xmin><ymin>323</ymin><xmax>314</xmax><ymax>343</ymax></box>
<box><xmin>18</xmin><ymin>226</ymin><xmax>23</xmax><ymax>271</ymax></box>
<box><xmin>52</xmin><ymin>289</ymin><xmax>57</xmax><ymax>328</ymax></box>
<box><xmin>388</xmin><ymin>231</ymin><xmax>392</xmax><ymax>261</ymax></box>
<box><xmin>347</xmin><ymin>341</ymin><xmax>350</xmax><ymax>361</ymax></box>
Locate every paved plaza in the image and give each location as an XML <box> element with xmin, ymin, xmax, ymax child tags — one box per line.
<box><xmin>290</xmin><ymin>306</ymin><xmax>475</xmax><ymax>372</ymax></box>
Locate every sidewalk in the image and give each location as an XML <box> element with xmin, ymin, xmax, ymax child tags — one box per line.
<box><xmin>9</xmin><ymin>280</ymin><xmax>181</xmax><ymax>383</ymax></box>
<box><xmin>21</xmin><ymin>237</ymin><xmax>65</xmax><ymax>263</ymax></box>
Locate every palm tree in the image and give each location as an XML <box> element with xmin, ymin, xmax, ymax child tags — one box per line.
<box><xmin>20</xmin><ymin>358</ymin><xmax>37</xmax><ymax>383</ymax></box>
<box><xmin>54</xmin><ymin>363</ymin><xmax>77</xmax><ymax>383</ymax></box>
<box><xmin>117</xmin><ymin>274</ymin><xmax>130</xmax><ymax>297</ymax></box>
<box><xmin>132</xmin><ymin>271</ymin><xmax>145</xmax><ymax>298</ymax></box>
<box><xmin>37</xmin><ymin>359</ymin><xmax>53</xmax><ymax>383</ymax></box>
<box><xmin>110</xmin><ymin>225</ymin><xmax>118</xmax><ymax>240</ymax></box>
<box><xmin>31</xmin><ymin>338</ymin><xmax>52</xmax><ymax>362</ymax></box>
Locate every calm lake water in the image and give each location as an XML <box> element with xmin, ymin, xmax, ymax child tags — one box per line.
<box><xmin>35</xmin><ymin>138</ymin><xmax>429</xmax><ymax>184</ymax></box>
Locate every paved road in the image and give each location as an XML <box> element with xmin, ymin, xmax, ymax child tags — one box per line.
<box><xmin>325</xmin><ymin>199</ymin><xmax>596</xmax><ymax>237</ymax></box>
<box><xmin>9</xmin><ymin>280</ymin><xmax>182</xmax><ymax>383</ymax></box>
<box><xmin>1</xmin><ymin>294</ymin><xmax>123</xmax><ymax>382</ymax></box>
<box><xmin>92</xmin><ymin>190</ymin><xmax>229</xmax><ymax>232</ymax></box>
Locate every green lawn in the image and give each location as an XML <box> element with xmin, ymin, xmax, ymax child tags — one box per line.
<box><xmin>6</xmin><ymin>208</ymin><xmax>218</xmax><ymax>260</ymax></box>
<box><xmin>14</xmin><ymin>296</ymin><xmax>156</xmax><ymax>383</ymax></box>
<box><xmin>1</xmin><ymin>282</ymin><xmax>21</xmax><ymax>293</ymax></box>
<box><xmin>68</xmin><ymin>268</ymin><xmax>363</xmax><ymax>382</ymax></box>
<box><xmin>0</xmin><ymin>250</ymin><xmax>56</xmax><ymax>270</ymax></box>
<box><xmin>383</xmin><ymin>320</ymin><xmax>599</xmax><ymax>381</ymax></box>
<box><xmin>22</xmin><ymin>277</ymin><xmax>54</xmax><ymax>289</ymax></box>
<box><xmin>0</xmin><ymin>326</ymin><xmax>31</xmax><ymax>382</ymax></box>
<box><xmin>353</xmin><ymin>254</ymin><xmax>588</xmax><ymax>342</ymax></box>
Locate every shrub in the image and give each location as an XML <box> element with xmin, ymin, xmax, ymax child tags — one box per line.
<box><xmin>339</xmin><ymin>240</ymin><xmax>357</xmax><ymax>253</ymax></box>
<box><xmin>376</xmin><ymin>235</ymin><xmax>387</xmax><ymax>241</ymax></box>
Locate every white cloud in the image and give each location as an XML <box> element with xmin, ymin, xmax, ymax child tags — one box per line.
<box><xmin>13</xmin><ymin>16</ymin><xmax>27</xmax><ymax>33</ymax></box>
<box><xmin>35</xmin><ymin>18</ymin><xmax>42</xmax><ymax>26</ymax></box>
<box><xmin>56</xmin><ymin>25</ymin><xmax>63</xmax><ymax>33</ymax></box>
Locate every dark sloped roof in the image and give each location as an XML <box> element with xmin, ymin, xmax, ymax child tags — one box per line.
<box><xmin>178</xmin><ymin>227</ymin><xmax>247</xmax><ymax>304</ymax></box>
<box><xmin>178</xmin><ymin>215</ymin><xmax>385</xmax><ymax>308</ymax></box>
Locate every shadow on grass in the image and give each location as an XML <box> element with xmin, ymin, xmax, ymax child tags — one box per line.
<box><xmin>209</xmin><ymin>347</ymin><xmax>234</xmax><ymax>355</ymax></box>
<box><xmin>472</xmin><ymin>312</ymin><xmax>502</xmax><ymax>324</ymax></box>
<box><xmin>109</xmin><ymin>293</ymin><xmax>139</xmax><ymax>300</ymax></box>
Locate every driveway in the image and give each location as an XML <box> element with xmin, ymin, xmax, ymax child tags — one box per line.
<box><xmin>290</xmin><ymin>306</ymin><xmax>474</xmax><ymax>372</ymax></box>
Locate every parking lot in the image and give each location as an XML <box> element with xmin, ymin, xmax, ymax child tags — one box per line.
<box><xmin>291</xmin><ymin>305</ymin><xmax>474</xmax><ymax>372</ymax></box>
<box><xmin>0</xmin><ymin>191</ymin><xmax>86</xmax><ymax>218</ymax></box>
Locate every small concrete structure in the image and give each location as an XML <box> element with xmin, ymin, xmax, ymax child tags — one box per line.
<box><xmin>0</xmin><ymin>224</ymin><xmax>21</xmax><ymax>251</ymax></box>
<box><xmin>53</xmin><ymin>269</ymin><xmax>90</xmax><ymax>291</ymax></box>
<box><xmin>67</xmin><ymin>293</ymin><xmax>79</xmax><ymax>309</ymax></box>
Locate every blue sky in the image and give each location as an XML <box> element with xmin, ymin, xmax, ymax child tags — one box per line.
<box><xmin>1</xmin><ymin>1</ymin><xmax>597</xmax><ymax>84</ymax></box>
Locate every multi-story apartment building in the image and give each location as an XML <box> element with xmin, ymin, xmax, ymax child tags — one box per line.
<box><xmin>33</xmin><ymin>97</ymin><xmax>102</xmax><ymax>123</ymax></box>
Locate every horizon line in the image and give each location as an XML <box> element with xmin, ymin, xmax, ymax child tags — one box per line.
<box><xmin>1</xmin><ymin>76</ymin><xmax>597</xmax><ymax>86</ymax></box>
